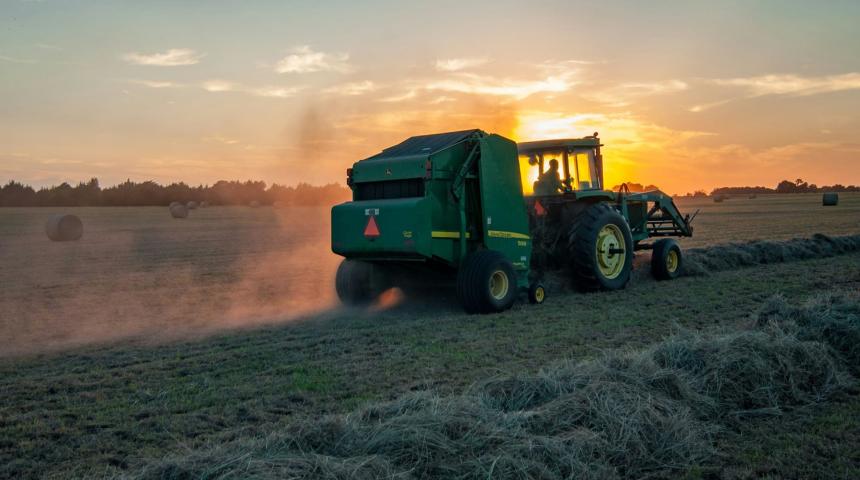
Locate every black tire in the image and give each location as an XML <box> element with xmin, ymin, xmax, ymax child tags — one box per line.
<box><xmin>651</xmin><ymin>238</ymin><xmax>683</xmax><ymax>280</ymax></box>
<box><xmin>528</xmin><ymin>282</ymin><xmax>546</xmax><ymax>305</ymax></box>
<box><xmin>568</xmin><ymin>203</ymin><xmax>634</xmax><ymax>291</ymax></box>
<box><xmin>335</xmin><ymin>259</ymin><xmax>382</xmax><ymax>305</ymax></box>
<box><xmin>457</xmin><ymin>250</ymin><xmax>518</xmax><ymax>314</ymax></box>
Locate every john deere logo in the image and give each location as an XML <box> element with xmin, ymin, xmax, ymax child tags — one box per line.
<box><xmin>385</xmin><ymin>168</ymin><xmax>392</xmax><ymax>175</ymax></box>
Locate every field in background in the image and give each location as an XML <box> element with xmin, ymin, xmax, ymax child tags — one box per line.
<box><xmin>0</xmin><ymin>206</ymin><xmax>340</xmax><ymax>355</ymax></box>
<box><xmin>1</xmin><ymin>193</ymin><xmax>858</xmax><ymax>355</ymax></box>
<box><xmin>673</xmin><ymin>192</ymin><xmax>860</xmax><ymax>247</ymax></box>
<box><xmin>1</xmin><ymin>193</ymin><xmax>859</xmax><ymax>478</ymax></box>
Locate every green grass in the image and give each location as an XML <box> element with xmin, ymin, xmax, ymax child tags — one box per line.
<box><xmin>715</xmin><ymin>397</ymin><xmax>860</xmax><ymax>479</ymax></box>
<box><xmin>2</xmin><ymin>251</ymin><xmax>859</xmax><ymax>478</ymax></box>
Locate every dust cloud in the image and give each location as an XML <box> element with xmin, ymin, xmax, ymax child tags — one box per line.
<box><xmin>0</xmin><ymin>206</ymin><xmax>345</xmax><ymax>357</ymax></box>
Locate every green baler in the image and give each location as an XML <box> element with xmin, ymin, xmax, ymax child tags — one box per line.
<box><xmin>332</xmin><ymin>129</ymin><xmax>694</xmax><ymax>313</ymax></box>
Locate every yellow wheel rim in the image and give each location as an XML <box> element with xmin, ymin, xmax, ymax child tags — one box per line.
<box><xmin>535</xmin><ymin>286</ymin><xmax>545</xmax><ymax>303</ymax></box>
<box><xmin>666</xmin><ymin>249</ymin><xmax>679</xmax><ymax>273</ymax></box>
<box><xmin>489</xmin><ymin>270</ymin><xmax>509</xmax><ymax>300</ymax></box>
<box><xmin>596</xmin><ymin>224</ymin><xmax>626</xmax><ymax>279</ymax></box>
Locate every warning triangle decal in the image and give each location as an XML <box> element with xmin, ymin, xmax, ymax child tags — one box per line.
<box><xmin>364</xmin><ymin>216</ymin><xmax>380</xmax><ymax>238</ymax></box>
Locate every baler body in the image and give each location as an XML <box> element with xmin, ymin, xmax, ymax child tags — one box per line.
<box><xmin>331</xmin><ymin>129</ymin><xmax>531</xmax><ymax>287</ymax></box>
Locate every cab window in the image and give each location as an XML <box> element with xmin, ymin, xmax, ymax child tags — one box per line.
<box><xmin>519</xmin><ymin>149</ymin><xmax>567</xmax><ymax>196</ymax></box>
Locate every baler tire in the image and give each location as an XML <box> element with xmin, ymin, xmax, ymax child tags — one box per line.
<box><xmin>568</xmin><ymin>203</ymin><xmax>634</xmax><ymax>291</ymax></box>
<box><xmin>528</xmin><ymin>282</ymin><xmax>546</xmax><ymax>305</ymax></box>
<box><xmin>651</xmin><ymin>238</ymin><xmax>683</xmax><ymax>280</ymax></box>
<box><xmin>335</xmin><ymin>259</ymin><xmax>376</xmax><ymax>305</ymax></box>
<box><xmin>457</xmin><ymin>250</ymin><xmax>517</xmax><ymax>314</ymax></box>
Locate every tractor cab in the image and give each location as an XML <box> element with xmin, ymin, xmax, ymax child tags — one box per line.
<box><xmin>517</xmin><ymin>134</ymin><xmax>604</xmax><ymax>196</ymax></box>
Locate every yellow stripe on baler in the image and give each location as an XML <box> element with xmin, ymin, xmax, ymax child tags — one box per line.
<box><xmin>431</xmin><ymin>231</ymin><xmax>471</xmax><ymax>239</ymax></box>
<box><xmin>488</xmin><ymin>230</ymin><xmax>530</xmax><ymax>240</ymax></box>
<box><xmin>431</xmin><ymin>230</ymin><xmax>529</xmax><ymax>240</ymax></box>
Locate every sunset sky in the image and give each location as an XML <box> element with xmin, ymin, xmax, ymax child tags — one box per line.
<box><xmin>2</xmin><ymin>0</ymin><xmax>859</xmax><ymax>194</ymax></box>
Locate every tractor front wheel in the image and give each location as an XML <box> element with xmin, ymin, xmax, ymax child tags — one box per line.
<box><xmin>569</xmin><ymin>204</ymin><xmax>634</xmax><ymax>291</ymax></box>
<box><xmin>457</xmin><ymin>250</ymin><xmax>518</xmax><ymax>314</ymax></box>
<box><xmin>651</xmin><ymin>238</ymin><xmax>683</xmax><ymax>280</ymax></box>
<box><xmin>335</xmin><ymin>259</ymin><xmax>385</xmax><ymax>305</ymax></box>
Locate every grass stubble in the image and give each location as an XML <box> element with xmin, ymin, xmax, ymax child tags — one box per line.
<box><xmin>132</xmin><ymin>291</ymin><xmax>860</xmax><ymax>479</ymax></box>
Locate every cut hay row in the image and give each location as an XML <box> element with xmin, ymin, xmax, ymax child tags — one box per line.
<box><xmin>683</xmin><ymin>233</ymin><xmax>860</xmax><ymax>276</ymax></box>
<box><xmin>131</xmin><ymin>293</ymin><xmax>860</xmax><ymax>479</ymax></box>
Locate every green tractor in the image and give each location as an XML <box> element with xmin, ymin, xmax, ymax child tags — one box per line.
<box><xmin>331</xmin><ymin>129</ymin><xmax>693</xmax><ymax>313</ymax></box>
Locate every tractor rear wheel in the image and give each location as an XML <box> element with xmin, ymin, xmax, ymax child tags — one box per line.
<box><xmin>457</xmin><ymin>250</ymin><xmax>518</xmax><ymax>314</ymax></box>
<box><xmin>335</xmin><ymin>259</ymin><xmax>384</xmax><ymax>305</ymax></box>
<box><xmin>651</xmin><ymin>238</ymin><xmax>683</xmax><ymax>280</ymax></box>
<box><xmin>568</xmin><ymin>203</ymin><xmax>634</xmax><ymax>291</ymax></box>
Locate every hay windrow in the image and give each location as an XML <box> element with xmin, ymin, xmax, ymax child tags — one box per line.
<box><xmin>682</xmin><ymin>233</ymin><xmax>860</xmax><ymax>276</ymax></box>
<box><xmin>537</xmin><ymin>233</ymin><xmax>860</xmax><ymax>290</ymax></box>
<box><xmin>129</xmin><ymin>293</ymin><xmax>860</xmax><ymax>479</ymax></box>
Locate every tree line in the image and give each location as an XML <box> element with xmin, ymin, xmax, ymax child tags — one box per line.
<box><xmin>613</xmin><ymin>178</ymin><xmax>859</xmax><ymax>197</ymax></box>
<box><xmin>708</xmin><ymin>178</ymin><xmax>860</xmax><ymax>196</ymax></box>
<box><xmin>0</xmin><ymin>178</ymin><xmax>351</xmax><ymax>207</ymax></box>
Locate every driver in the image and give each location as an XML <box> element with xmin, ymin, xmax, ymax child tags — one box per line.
<box><xmin>535</xmin><ymin>158</ymin><xmax>563</xmax><ymax>195</ymax></box>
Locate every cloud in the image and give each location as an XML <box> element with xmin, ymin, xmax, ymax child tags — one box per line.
<box><xmin>275</xmin><ymin>45</ymin><xmax>352</xmax><ymax>74</ymax></box>
<box><xmin>251</xmin><ymin>86</ymin><xmax>302</xmax><ymax>98</ymax></box>
<box><xmin>203</xmin><ymin>136</ymin><xmax>240</xmax><ymax>145</ymax></box>
<box><xmin>424</xmin><ymin>70</ymin><xmax>578</xmax><ymax>100</ymax></box>
<box><xmin>688</xmin><ymin>99</ymin><xmax>732</xmax><ymax>113</ymax></box>
<box><xmin>584</xmin><ymin>80</ymin><xmax>688</xmax><ymax>107</ymax></box>
<box><xmin>712</xmin><ymin>72</ymin><xmax>860</xmax><ymax>97</ymax></box>
<box><xmin>0</xmin><ymin>54</ymin><xmax>37</xmax><ymax>64</ymax></box>
<box><xmin>202</xmin><ymin>80</ymin><xmax>301</xmax><ymax>98</ymax></box>
<box><xmin>513</xmin><ymin>110</ymin><xmax>712</xmax><ymax>150</ymax></box>
<box><xmin>435</xmin><ymin>57</ymin><xmax>488</xmax><ymax>72</ymax></box>
<box><xmin>379</xmin><ymin>89</ymin><xmax>418</xmax><ymax>103</ymax></box>
<box><xmin>122</xmin><ymin>48</ymin><xmax>203</xmax><ymax>66</ymax></box>
<box><xmin>131</xmin><ymin>78</ymin><xmax>300</xmax><ymax>98</ymax></box>
<box><xmin>131</xmin><ymin>80</ymin><xmax>180</xmax><ymax>89</ymax></box>
<box><xmin>201</xmin><ymin>79</ymin><xmax>236</xmax><ymax>92</ymax></box>
<box><xmin>323</xmin><ymin>80</ymin><xmax>376</xmax><ymax>96</ymax></box>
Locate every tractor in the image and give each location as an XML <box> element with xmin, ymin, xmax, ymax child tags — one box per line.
<box><xmin>331</xmin><ymin>129</ymin><xmax>694</xmax><ymax>313</ymax></box>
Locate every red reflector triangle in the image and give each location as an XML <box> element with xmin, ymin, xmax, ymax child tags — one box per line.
<box><xmin>364</xmin><ymin>216</ymin><xmax>380</xmax><ymax>238</ymax></box>
<box><xmin>534</xmin><ymin>200</ymin><xmax>547</xmax><ymax>217</ymax></box>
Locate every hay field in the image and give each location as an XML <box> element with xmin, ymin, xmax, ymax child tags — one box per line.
<box><xmin>1</xmin><ymin>193</ymin><xmax>857</xmax><ymax>355</ymax></box>
<box><xmin>1</xmin><ymin>193</ymin><xmax>859</xmax><ymax>479</ymax></box>
<box><xmin>673</xmin><ymin>192</ymin><xmax>860</xmax><ymax>247</ymax></box>
<box><xmin>0</xmin><ymin>206</ymin><xmax>341</xmax><ymax>355</ymax></box>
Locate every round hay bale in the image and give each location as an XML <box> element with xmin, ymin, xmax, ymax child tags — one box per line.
<box><xmin>169</xmin><ymin>201</ymin><xmax>182</xmax><ymax>208</ymax></box>
<box><xmin>822</xmin><ymin>193</ymin><xmax>839</xmax><ymax>206</ymax></box>
<box><xmin>249</xmin><ymin>200</ymin><xmax>260</xmax><ymax>208</ymax></box>
<box><xmin>748</xmin><ymin>194</ymin><xmax>757</xmax><ymax>199</ymax></box>
<box><xmin>187</xmin><ymin>201</ymin><xmax>198</xmax><ymax>210</ymax></box>
<box><xmin>713</xmin><ymin>195</ymin><xmax>725</xmax><ymax>203</ymax></box>
<box><xmin>46</xmin><ymin>214</ymin><xmax>83</xmax><ymax>242</ymax></box>
<box><xmin>199</xmin><ymin>201</ymin><xmax>209</xmax><ymax>208</ymax></box>
<box><xmin>169</xmin><ymin>204</ymin><xmax>189</xmax><ymax>219</ymax></box>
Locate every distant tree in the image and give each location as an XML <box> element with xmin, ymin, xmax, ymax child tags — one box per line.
<box><xmin>775</xmin><ymin>180</ymin><xmax>798</xmax><ymax>193</ymax></box>
<box><xmin>0</xmin><ymin>178</ymin><xmax>351</xmax><ymax>207</ymax></box>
